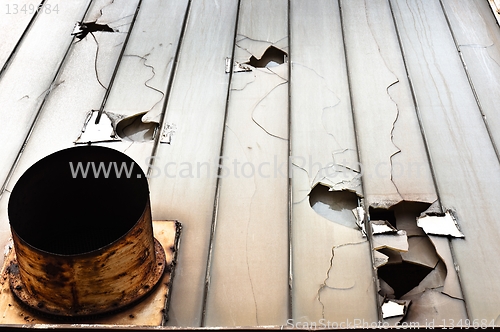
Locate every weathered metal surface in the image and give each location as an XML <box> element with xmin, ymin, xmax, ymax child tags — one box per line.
<box><xmin>390</xmin><ymin>0</ymin><xmax>500</xmax><ymax>321</ymax></box>
<box><xmin>289</xmin><ymin>0</ymin><xmax>378</xmax><ymax>324</ymax></box>
<box><xmin>7</xmin><ymin>146</ymin><xmax>165</xmax><ymax>317</ymax></box>
<box><xmin>0</xmin><ymin>0</ymin><xmax>42</xmax><ymax>74</ymax></box>
<box><xmin>1</xmin><ymin>0</ymin><xmax>141</xmax><ymax>184</ymax></box>
<box><xmin>440</xmin><ymin>0</ymin><xmax>500</xmax><ymax>155</ymax></box>
<box><xmin>340</xmin><ymin>0</ymin><xmax>437</xmax><ymax>209</ymax></box>
<box><xmin>0</xmin><ymin>0</ymin><xmax>91</xmax><ymax>192</ymax></box>
<box><xmin>204</xmin><ymin>0</ymin><xmax>289</xmax><ymax>326</ymax></box>
<box><xmin>102</xmin><ymin>0</ymin><xmax>189</xmax><ymax>129</ymax></box>
<box><xmin>0</xmin><ymin>0</ymin><xmax>500</xmax><ymax>328</ymax></box>
<box><xmin>0</xmin><ymin>220</ymin><xmax>181</xmax><ymax>326</ymax></box>
<box><xmin>147</xmin><ymin>0</ymin><xmax>239</xmax><ymax>326</ymax></box>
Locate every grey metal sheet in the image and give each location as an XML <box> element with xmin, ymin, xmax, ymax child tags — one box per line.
<box><xmin>289</xmin><ymin>0</ymin><xmax>378</xmax><ymax>324</ymax></box>
<box><xmin>440</xmin><ymin>0</ymin><xmax>500</xmax><ymax>156</ymax></box>
<box><xmin>0</xmin><ymin>0</ymin><xmax>91</xmax><ymax>190</ymax></box>
<box><xmin>101</xmin><ymin>0</ymin><xmax>189</xmax><ymax>125</ymax></box>
<box><xmin>147</xmin><ymin>0</ymin><xmax>239</xmax><ymax>326</ymax></box>
<box><xmin>1</xmin><ymin>0</ymin><xmax>142</xmax><ymax>185</ymax></box>
<box><xmin>94</xmin><ymin>0</ymin><xmax>190</xmax><ymax>170</ymax></box>
<box><xmin>340</xmin><ymin>0</ymin><xmax>437</xmax><ymax>209</ymax></box>
<box><xmin>204</xmin><ymin>0</ymin><xmax>289</xmax><ymax>326</ymax></box>
<box><xmin>391</xmin><ymin>0</ymin><xmax>500</xmax><ymax>321</ymax></box>
<box><xmin>0</xmin><ymin>0</ymin><xmax>42</xmax><ymax>73</ymax></box>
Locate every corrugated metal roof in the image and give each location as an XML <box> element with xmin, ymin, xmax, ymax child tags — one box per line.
<box><xmin>0</xmin><ymin>0</ymin><xmax>499</xmax><ymax>328</ymax></box>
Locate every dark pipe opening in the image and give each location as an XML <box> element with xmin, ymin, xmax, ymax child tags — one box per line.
<box><xmin>8</xmin><ymin>146</ymin><xmax>149</xmax><ymax>256</ymax></box>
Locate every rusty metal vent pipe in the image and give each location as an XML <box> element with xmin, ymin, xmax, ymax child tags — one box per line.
<box><xmin>7</xmin><ymin>146</ymin><xmax>165</xmax><ymax>317</ymax></box>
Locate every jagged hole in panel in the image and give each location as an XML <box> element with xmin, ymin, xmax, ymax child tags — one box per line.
<box><xmin>72</xmin><ymin>21</ymin><xmax>115</xmax><ymax>40</ymax></box>
<box><xmin>246</xmin><ymin>46</ymin><xmax>287</xmax><ymax>68</ymax></box>
<box><xmin>116</xmin><ymin>113</ymin><xmax>158</xmax><ymax>142</ymax></box>
<box><xmin>309</xmin><ymin>184</ymin><xmax>359</xmax><ymax>229</ymax></box>
<box><xmin>369</xmin><ymin>207</ymin><xmax>397</xmax><ymax>229</ymax></box>
<box><xmin>373</xmin><ymin>202</ymin><xmax>444</xmax><ymax>301</ymax></box>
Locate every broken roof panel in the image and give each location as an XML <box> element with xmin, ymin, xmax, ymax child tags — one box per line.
<box><xmin>1</xmin><ymin>0</ymin><xmax>500</xmax><ymax>328</ymax></box>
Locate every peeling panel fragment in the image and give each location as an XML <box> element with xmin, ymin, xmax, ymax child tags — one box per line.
<box><xmin>374</xmin><ymin>250</ymin><xmax>389</xmax><ymax>268</ymax></box>
<box><xmin>372</xmin><ymin>220</ymin><xmax>397</xmax><ymax>234</ymax></box>
<box><xmin>378</xmin><ymin>248</ymin><xmax>403</xmax><ymax>265</ymax></box>
<box><xmin>352</xmin><ymin>206</ymin><xmax>366</xmax><ymax>234</ymax></box>
<box><xmin>417</xmin><ymin>211</ymin><xmax>464</xmax><ymax>238</ymax></box>
<box><xmin>75</xmin><ymin>110</ymin><xmax>120</xmax><ymax>144</ymax></box>
<box><xmin>428</xmin><ymin>235</ymin><xmax>464</xmax><ymax>300</ymax></box>
<box><xmin>373</xmin><ymin>231</ymin><xmax>408</xmax><ymax>252</ymax></box>
<box><xmin>381</xmin><ymin>299</ymin><xmax>409</xmax><ymax>319</ymax></box>
<box><xmin>159</xmin><ymin>123</ymin><xmax>177</xmax><ymax>144</ymax></box>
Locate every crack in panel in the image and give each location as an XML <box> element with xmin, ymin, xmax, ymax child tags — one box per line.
<box><xmin>317</xmin><ymin>241</ymin><xmax>365</xmax><ymax>320</ymax></box>
<box><xmin>123</xmin><ymin>53</ymin><xmax>166</xmax><ymax>115</ymax></box>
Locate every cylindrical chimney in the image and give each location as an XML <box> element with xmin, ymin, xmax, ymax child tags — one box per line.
<box><xmin>7</xmin><ymin>146</ymin><xmax>165</xmax><ymax>317</ymax></box>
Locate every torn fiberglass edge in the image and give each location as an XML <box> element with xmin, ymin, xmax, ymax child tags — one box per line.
<box><xmin>416</xmin><ymin>211</ymin><xmax>464</xmax><ymax>238</ymax></box>
<box><xmin>369</xmin><ymin>202</ymin><xmax>467</xmax><ymax>324</ymax></box>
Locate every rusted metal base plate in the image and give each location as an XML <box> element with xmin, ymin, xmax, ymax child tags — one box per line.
<box><xmin>0</xmin><ymin>220</ymin><xmax>181</xmax><ymax>327</ymax></box>
<box><xmin>8</xmin><ymin>239</ymin><xmax>166</xmax><ymax>317</ymax></box>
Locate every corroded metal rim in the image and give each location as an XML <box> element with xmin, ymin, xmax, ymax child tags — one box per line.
<box><xmin>8</xmin><ymin>238</ymin><xmax>166</xmax><ymax>317</ymax></box>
